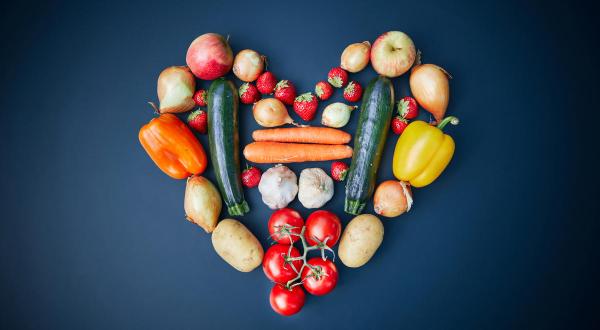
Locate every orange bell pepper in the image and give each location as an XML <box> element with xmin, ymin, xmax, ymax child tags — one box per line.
<box><xmin>139</xmin><ymin>114</ymin><xmax>207</xmax><ymax>179</ymax></box>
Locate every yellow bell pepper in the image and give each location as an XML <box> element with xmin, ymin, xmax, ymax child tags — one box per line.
<box><xmin>392</xmin><ymin>116</ymin><xmax>459</xmax><ymax>187</ymax></box>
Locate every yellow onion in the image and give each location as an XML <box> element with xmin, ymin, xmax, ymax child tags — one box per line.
<box><xmin>373</xmin><ymin>180</ymin><xmax>413</xmax><ymax>217</ymax></box>
<box><xmin>252</xmin><ymin>98</ymin><xmax>296</xmax><ymax>127</ymax></box>
<box><xmin>184</xmin><ymin>175</ymin><xmax>222</xmax><ymax>233</ymax></box>
<box><xmin>233</xmin><ymin>49</ymin><xmax>265</xmax><ymax>82</ymax></box>
<box><xmin>409</xmin><ymin>63</ymin><xmax>451</xmax><ymax>123</ymax></box>
<box><xmin>321</xmin><ymin>102</ymin><xmax>357</xmax><ymax>128</ymax></box>
<box><xmin>340</xmin><ymin>41</ymin><xmax>371</xmax><ymax>73</ymax></box>
<box><xmin>153</xmin><ymin>66</ymin><xmax>196</xmax><ymax>114</ymax></box>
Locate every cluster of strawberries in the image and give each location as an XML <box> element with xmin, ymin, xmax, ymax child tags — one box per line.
<box><xmin>390</xmin><ymin>96</ymin><xmax>419</xmax><ymax>135</ymax></box>
<box><xmin>235</xmin><ymin>67</ymin><xmax>363</xmax><ymax>122</ymax></box>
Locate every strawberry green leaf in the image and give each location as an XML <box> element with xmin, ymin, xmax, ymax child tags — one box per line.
<box><xmin>339</xmin><ymin>168</ymin><xmax>348</xmax><ymax>181</ymax></box>
<box><xmin>329</xmin><ymin>76</ymin><xmax>343</xmax><ymax>88</ymax></box>
<box><xmin>295</xmin><ymin>92</ymin><xmax>313</xmax><ymax>102</ymax></box>
<box><xmin>315</xmin><ymin>85</ymin><xmax>323</xmax><ymax>97</ymax></box>
<box><xmin>275</xmin><ymin>80</ymin><xmax>289</xmax><ymax>90</ymax></box>
<box><xmin>239</xmin><ymin>83</ymin><xmax>249</xmax><ymax>95</ymax></box>
<box><xmin>345</xmin><ymin>82</ymin><xmax>355</xmax><ymax>94</ymax></box>
<box><xmin>398</xmin><ymin>99</ymin><xmax>408</xmax><ymax>116</ymax></box>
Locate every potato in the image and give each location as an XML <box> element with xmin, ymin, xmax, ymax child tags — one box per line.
<box><xmin>211</xmin><ymin>219</ymin><xmax>264</xmax><ymax>272</ymax></box>
<box><xmin>338</xmin><ymin>214</ymin><xmax>384</xmax><ymax>268</ymax></box>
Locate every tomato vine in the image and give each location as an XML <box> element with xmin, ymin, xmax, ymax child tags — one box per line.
<box><xmin>270</xmin><ymin>225</ymin><xmax>335</xmax><ymax>288</ymax></box>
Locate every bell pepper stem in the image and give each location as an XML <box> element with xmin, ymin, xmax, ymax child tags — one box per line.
<box><xmin>437</xmin><ymin>116</ymin><xmax>460</xmax><ymax>131</ymax></box>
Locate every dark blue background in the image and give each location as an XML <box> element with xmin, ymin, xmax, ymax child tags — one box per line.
<box><xmin>2</xmin><ymin>0</ymin><xmax>598</xmax><ymax>329</ymax></box>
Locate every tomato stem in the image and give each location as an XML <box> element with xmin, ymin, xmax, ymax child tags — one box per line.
<box><xmin>283</xmin><ymin>226</ymin><xmax>336</xmax><ymax>289</ymax></box>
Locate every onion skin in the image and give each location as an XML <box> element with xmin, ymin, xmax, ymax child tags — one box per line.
<box><xmin>340</xmin><ymin>41</ymin><xmax>371</xmax><ymax>73</ymax></box>
<box><xmin>409</xmin><ymin>64</ymin><xmax>450</xmax><ymax>123</ymax></box>
<box><xmin>373</xmin><ymin>180</ymin><xmax>412</xmax><ymax>217</ymax></box>
<box><xmin>184</xmin><ymin>175</ymin><xmax>222</xmax><ymax>233</ymax></box>
<box><xmin>321</xmin><ymin>102</ymin><xmax>357</xmax><ymax>128</ymax></box>
<box><xmin>233</xmin><ymin>49</ymin><xmax>265</xmax><ymax>82</ymax></box>
<box><xmin>156</xmin><ymin>66</ymin><xmax>196</xmax><ymax>114</ymax></box>
<box><xmin>252</xmin><ymin>98</ymin><xmax>294</xmax><ymax>127</ymax></box>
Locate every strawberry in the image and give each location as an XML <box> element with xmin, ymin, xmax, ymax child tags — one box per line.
<box><xmin>315</xmin><ymin>81</ymin><xmax>334</xmax><ymax>100</ymax></box>
<box><xmin>274</xmin><ymin>80</ymin><xmax>297</xmax><ymax>105</ymax></box>
<box><xmin>256</xmin><ymin>71</ymin><xmax>277</xmax><ymax>94</ymax></box>
<box><xmin>343</xmin><ymin>81</ymin><xmax>363</xmax><ymax>102</ymax></box>
<box><xmin>398</xmin><ymin>96</ymin><xmax>418</xmax><ymax>119</ymax></box>
<box><xmin>327</xmin><ymin>67</ymin><xmax>349</xmax><ymax>88</ymax></box>
<box><xmin>187</xmin><ymin>109</ymin><xmax>207</xmax><ymax>134</ymax></box>
<box><xmin>293</xmin><ymin>92</ymin><xmax>319</xmax><ymax>121</ymax></box>
<box><xmin>330</xmin><ymin>161</ymin><xmax>349</xmax><ymax>181</ymax></box>
<box><xmin>391</xmin><ymin>116</ymin><xmax>408</xmax><ymax>135</ymax></box>
<box><xmin>241</xmin><ymin>166</ymin><xmax>262</xmax><ymax>188</ymax></box>
<box><xmin>239</xmin><ymin>83</ymin><xmax>260</xmax><ymax>104</ymax></box>
<box><xmin>193</xmin><ymin>89</ymin><xmax>207</xmax><ymax>106</ymax></box>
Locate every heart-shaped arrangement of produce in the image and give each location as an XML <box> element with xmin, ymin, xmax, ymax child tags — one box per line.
<box><xmin>139</xmin><ymin>31</ymin><xmax>459</xmax><ymax>316</ymax></box>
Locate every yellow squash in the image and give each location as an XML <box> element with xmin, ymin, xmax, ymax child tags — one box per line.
<box><xmin>392</xmin><ymin>116</ymin><xmax>459</xmax><ymax>187</ymax></box>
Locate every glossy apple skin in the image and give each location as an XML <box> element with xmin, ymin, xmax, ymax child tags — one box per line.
<box><xmin>186</xmin><ymin>33</ymin><xmax>233</xmax><ymax>80</ymax></box>
<box><xmin>370</xmin><ymin>31</ymin><xmax>416</xmax><ymax>78</ymax></box>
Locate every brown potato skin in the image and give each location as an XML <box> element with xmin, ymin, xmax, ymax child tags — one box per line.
<box><xmin>211</xmin><ymin>219</ymin><xmax>264</xmax><ymax>272</ymax></box>
<box><xmin>338</xmin><ymin>214</ymin><xmax>384</xmax><ymax>268</ymax></box>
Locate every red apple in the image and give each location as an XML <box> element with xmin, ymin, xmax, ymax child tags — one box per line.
<box><xmin>186</xmin><ymin>33</ymin><xmax>233</xmax><ymax>80</ymax></box>
<box><xmin>370</xmin><ymin>31</ymin><xmax>416</xmax><ymax>78</ymax></box>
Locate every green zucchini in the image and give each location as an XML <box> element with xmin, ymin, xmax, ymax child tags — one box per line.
<box><xmin>344</xmin><ymin>76</ymin><xmax>394</xmax><ymax>215</ymax></box>
<box><xmin>207</xmin><ymin>78</ymin><xmax>249</xmax><ymax>216</ymax></box>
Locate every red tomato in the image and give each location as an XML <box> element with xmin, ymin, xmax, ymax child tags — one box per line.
<box><xmin>304</xmin><ymin>210</ymin><xmax>342</xmax><ymax>247</ymax></box>
<box><xmin>301</xmin><ymin>257</ymin><xmax>339</xmax><ymax>296</ymax></box>
<box><xmin>263</xmin><ymin>244</ymin><xmax>303</xmax><ymax>283</ymax></box>
<box><xmin>269</xmin><ymin>284</ymin><xmax>305</xmax><ymax>316</ymax></box>
<box><xmin>268</xmin><ymin>208</ymin><xmax>304</xmax><ymax>244</ymax></box>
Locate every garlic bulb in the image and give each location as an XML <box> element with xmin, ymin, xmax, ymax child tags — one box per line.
<box><xmin>298</xmin><ymin>168</ymin><xmax>334</xmax><ymax>209</ymax></box>
<box><xmin>258</xmin><ymin>165</ymin><xmax>298</xmax><ymax>209</ymax></box>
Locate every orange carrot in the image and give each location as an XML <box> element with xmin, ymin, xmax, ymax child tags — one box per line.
<box><xmin>252</xmin><ymin>127</ymin><xmax>351</xmax><ymax>145</ymax></box>
<box><xmin>243</xmin><ymin>142</ymin><xmax>353</xmax><ymax>163</ymax></box>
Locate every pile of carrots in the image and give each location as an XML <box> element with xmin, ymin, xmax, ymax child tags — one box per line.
<box><xmin>243</xmin><ymin>127</ymin><xmax>353</xmax><ymax>163</ymax></box>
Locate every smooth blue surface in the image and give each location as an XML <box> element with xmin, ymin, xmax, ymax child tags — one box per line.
<box><xmin>1</xmin><ymin>0</ymin><xmax>598</xmax><ymax>329</ymax></box>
